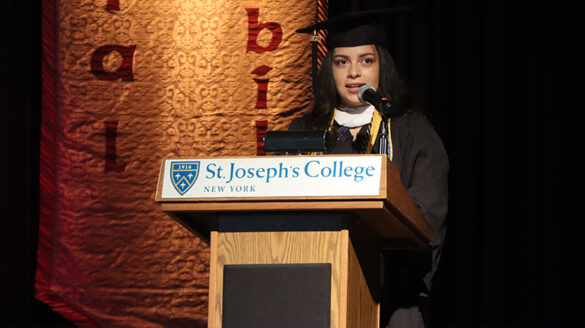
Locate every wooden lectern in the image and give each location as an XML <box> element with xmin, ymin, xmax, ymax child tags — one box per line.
<box><xmin>156</xmin><ymin>155</ymin><xmax>432</xmax><ymax>328</ymax></box>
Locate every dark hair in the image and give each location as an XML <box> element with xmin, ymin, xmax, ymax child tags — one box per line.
<box><xmin>307</xmin><ymin>44</ymin><xmax>412</xmax><ymax>130</ymax></box>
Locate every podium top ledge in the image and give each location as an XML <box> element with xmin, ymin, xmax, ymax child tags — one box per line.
<box><xmin>155</xmin><ymin>154</ymin><xmax>434</xmax><ymax>247</ymax></box>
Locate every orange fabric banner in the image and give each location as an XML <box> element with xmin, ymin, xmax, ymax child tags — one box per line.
<box><xmin>37</xmin><ymin>0</ymin><xmax>319</xmax><ymax>326</ymax></box>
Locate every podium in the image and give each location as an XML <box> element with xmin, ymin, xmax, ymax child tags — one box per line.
<box><xmin>156</xmin><ymin>155</ymin><xmax>432</xmax><ymax>328</ymax></box>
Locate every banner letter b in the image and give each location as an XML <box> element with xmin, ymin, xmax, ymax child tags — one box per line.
<box><xmin>246</xmin><ymin>8</ymin><xmax>282</xmax><ymax>53</ymax></box>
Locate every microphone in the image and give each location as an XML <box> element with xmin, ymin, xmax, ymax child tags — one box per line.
<box><xmin>357</xmin><ymin>85</ymin><xmax>393</xmax><ymax>117</ymax></box>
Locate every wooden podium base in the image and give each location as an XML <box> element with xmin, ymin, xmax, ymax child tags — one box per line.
<box><xmin>207</xmin><ymin>212</ymin><xmax>380</xmax><ymax>328</ymax></box>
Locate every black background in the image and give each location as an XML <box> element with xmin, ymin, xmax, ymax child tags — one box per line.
<box><xmin>1</xmin><ymin>0</ymin><xmax>583</xmax><ymax>327</ymax></box>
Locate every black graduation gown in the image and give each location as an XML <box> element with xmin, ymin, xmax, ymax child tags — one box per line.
<box><xmin>290</xmin><ymin>110</ymin><xmax>449</xmax><ymax>327</ymax></box>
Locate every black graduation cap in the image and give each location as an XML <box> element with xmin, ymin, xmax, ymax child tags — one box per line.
<box><xmin>296</xmin><ymin>8</ymin><xmax>411</xmax><ymax>98</ymax></box>
<box><xmin>296</xmin><ymin>8</ymin><xmax>410</xmax><ymax>49</ymax></box>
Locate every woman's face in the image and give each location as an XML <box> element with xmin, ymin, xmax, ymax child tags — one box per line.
<box><xmin>332</xmin><ymin>44</ymin><xmax>380</xmax><ymax>107</ymax></box>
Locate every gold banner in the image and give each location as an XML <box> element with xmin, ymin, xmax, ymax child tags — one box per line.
<box><xmin>43</xmin><ymin>0</ymin><xmax>317</xmax><ymax>325</ymax></box>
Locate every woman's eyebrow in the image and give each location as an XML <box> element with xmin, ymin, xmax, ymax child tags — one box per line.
<box><xmin>334</xmin><ymin>53</ymin><xmax>376</xmax><ymax>58</ymax></box>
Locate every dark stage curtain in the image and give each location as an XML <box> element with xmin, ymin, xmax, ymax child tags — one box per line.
<box><xmin>0</xmin><ymin>1</ymin><xmax>41</xmax><ymax>326</ymax></box>
<box><xmin>422</xmin><ymin>1</ymin><xmax>583</xmax><ymax>326</ymax></box>
<box><xmin>427</xmin><ymin>1</ymin><xmax>584</xmax><ymax>326</ymax></box>
<box><xmin>0</xmin><ymin>2</ymin><xmax>74</xmax><ymax>327</ymax></box>
<box><xmin>2</xmin><ymin>0</ymin><xmax>582</xmax><ymax>327</ymax></box>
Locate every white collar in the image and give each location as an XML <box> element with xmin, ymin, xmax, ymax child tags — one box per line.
<box><xmin>334</xmin><ymin>104</ymin><xmax>375</xmax><ymax>128</ymax></box>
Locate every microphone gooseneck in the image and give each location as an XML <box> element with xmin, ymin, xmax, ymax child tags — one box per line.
<box><xmin>357</xmin><ymin>85</ymin><xmax>392</xmax><ymax>157</ymax></box>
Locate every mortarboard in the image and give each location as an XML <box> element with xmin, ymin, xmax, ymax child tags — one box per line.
<box><xmin>296</xmin><ymin>8</ymin><xmax>411</xmax><ymax>99</ymax></box>
<box><xmin>296</xmin><ymin>8</ymin><xmax>410</xmax><ymax>48</ymax></box>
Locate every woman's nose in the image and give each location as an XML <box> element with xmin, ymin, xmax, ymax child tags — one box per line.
<box><xmin>348</xmin><ymin>64</ymin><xmax>361</xmax><ymax>78</ymax></box>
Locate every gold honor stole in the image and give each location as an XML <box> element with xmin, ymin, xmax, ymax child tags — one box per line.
<box><xmin>330</xmin><ymin>108</ymin><xmax>393</xmax><ymax>161</ymax></box>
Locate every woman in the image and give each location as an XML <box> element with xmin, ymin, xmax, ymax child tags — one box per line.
<box><xmin>294</xmin><ymin>11</ymin><xmax>449</xmax><ymax>328</ymax></box>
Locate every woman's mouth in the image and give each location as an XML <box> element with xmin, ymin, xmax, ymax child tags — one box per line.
<box><xmin>345</xmin><ymin>83</ymin><xmax>365</xmax><ymax>93</ymax></box>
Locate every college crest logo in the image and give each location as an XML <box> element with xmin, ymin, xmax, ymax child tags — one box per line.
<box><xmin>170</xmin><ymin>161</ymin><xmax>200</xmax><ymax>195</ymax></box>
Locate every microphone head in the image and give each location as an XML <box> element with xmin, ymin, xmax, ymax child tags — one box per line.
<box><xmin>357</xmin><ymin>84</ymin><xmax>376</xmax><ymax>104</ymax></box>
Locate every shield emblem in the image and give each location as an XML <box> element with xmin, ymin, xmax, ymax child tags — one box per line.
<box><xmin>170</xmin><ymin>161</ymin><xmax>200</xmax><ymax>195</ymax></box>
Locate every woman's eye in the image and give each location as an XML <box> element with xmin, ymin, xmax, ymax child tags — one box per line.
<box><xmin>363</xmin><ymin>58</ymin><xmax>374</xmax><ymax>64</ymax></box>
<box><xmin>335</xmin><ymin>59</ymin><xmax>347</xmax><ymax>66</ymax></box>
